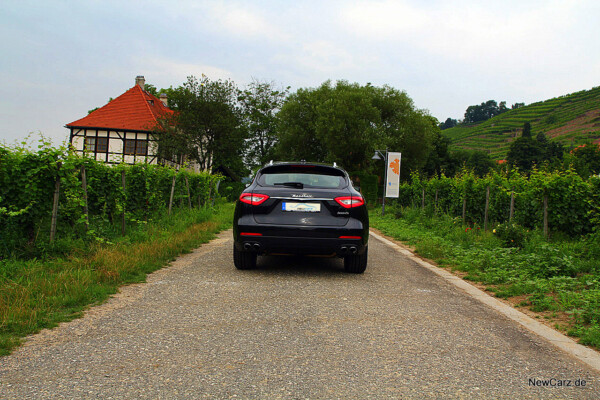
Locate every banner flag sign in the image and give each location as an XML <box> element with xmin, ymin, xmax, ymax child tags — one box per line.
<box><xmin>385</xmin><ymin>152</ymin><xmax>401</xmax><ymax>198</ymax></box>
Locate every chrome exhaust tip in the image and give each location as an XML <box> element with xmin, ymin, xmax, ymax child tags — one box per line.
<box><xmin>243</xmin><ymin>243</ymin><xmax>252</xmax><ymax>250</ymax></box>
<box><xmin>340</xmin><ymin>246</ymin><xmax>347</xmax><ymax>253</ymax></box>
<box><xmin>350</xmin><ymin>246</ymin><xmax>357</xmax><ymax>254</ymax></box>
<box><xmin>253</xmin><ymin>243</ymin><xmax>261</xmax><ymax>251</ymax></box>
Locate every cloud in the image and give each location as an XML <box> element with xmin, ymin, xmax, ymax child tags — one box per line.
<box><xmin>296</xmin><ymin>41</ymin><xmax>357</xmax><ymax>73</ymax></box>
<box><xmin>137</xmin><ymin>58</ymin><xmax>236</xmax><ymax>87</ymax></box>
<box><xmin>1</xmin><ymin>0</ymin><xmax>598</xmax><ymax>143</ymax></box>
<box><xmin>203</xmin><ymin>2</ymin><xmax>287</xmax><ymax>42</ymax></box>
<box><xmin>340</xmin><ymin>0</ymin><xmax>582</xmax><ymax>68</ymax></box>
<box><xmin>340</xmin><ymin>0</ymin><xmax>428</xmax><ymax>35</ymax></box>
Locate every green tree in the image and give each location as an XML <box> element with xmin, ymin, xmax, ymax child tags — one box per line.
<box><xmin>507</xmin><ymin>138</ymin><xmax>542</xmax><ymax>172</ymax></box>
<box><xmin>275</xmin><ymin>80</ymin><xmax>436</xmax><ymax>174</ymax></box>
<box><xmin>314</xmin><ymin>82</ymin><xmax>380</xmax><ymax>168</ymax></box>
<box><xmin>522</xmin><ymin>122</ymin><xmax>532</xmax><ymax>138</ymax></box>
<box><xmin>507</xmin><ymin>129</ymin><xmax>564</xmax><ymax>173</ymax></box>
<box><xmin>238</xmin><ymin>80</ymin><xmax>289</xmax><ymax>169</ymax></box>
<box><xmin>569</xmin><ymin>143</ymin><xmax>600</xmax><ymax>178</ymax></box>
<box><xmin>439</xmin><ymin>117</ymin><xmax>458</xmax><ymax>130</ymax></box>
<box><xmin>275</xmin><ymin>86</ymin><xmax>328</xmax><ymax>163</ymax></box>
<box><xmin>499</xmin><ymin>101</ymin><xmax>508</xmax><ymax>113</ymax></box>
<box><xmin>464</xmin><ymin>100</ymin><xmax>495</xmax><ymax>123</ymax></box>
<box><xmin>450</xmin><ymin>149</ymin><xmax>495</xmax><ymax>177</ymax></box>
<box><xmin>144</xmin><ymin>84</ymin><xmax>179</xmax><ymax>104</ymax></box>
<box><xmin>156</xmin><ymin>75</ymin><xmax>247</xmax><ymax>176</ymax></box>
<box><xmin>463</xmin><ymin>100</ymin><xmax>509</xmax><ymax>123</ymax></box>
<box><xmin>423</xmin><ymin>131</ymin><xmax>454</xmax><ymax>176</ymax></box>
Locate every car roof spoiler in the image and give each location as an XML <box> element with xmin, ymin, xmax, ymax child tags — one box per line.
<box><xmin>267</xmin><ymin>160</ymin><xmax>340</xmax><ymax>168</ymax></box>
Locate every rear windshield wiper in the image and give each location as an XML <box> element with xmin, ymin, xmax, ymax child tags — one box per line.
<box><xmin>274</xmin><ymin>182</ymin><xmax>304</xmax><ymax>189</ymax></box>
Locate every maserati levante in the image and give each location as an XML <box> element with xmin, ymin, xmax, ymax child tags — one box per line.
<box><xmin>233</xmin><ymin>162</ymin><xmax>369</xmax><ymax>273</ymax></box>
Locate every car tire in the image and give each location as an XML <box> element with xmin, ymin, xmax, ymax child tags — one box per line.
<box><xmin>344</xmin><ymin>247</ymin><xmax>368</xmax><ymax>273</ymax></box>
<box><xmin>233</xmin><ymin>247</ymin><xmax>257</xmax><ymax>270</ymax></box>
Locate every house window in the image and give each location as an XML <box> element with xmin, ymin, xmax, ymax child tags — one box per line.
<box><xmin>124</xmin><ymin>139</ymin><xmax>148</xmax><ymax>156</ymax></box>
<box><xmin>97</xmin><ymin>137</ymin><xmax>108</xmax><ymax>152</ymax></box>
<box><xmin>85</xmin><ymin>137</ymin><xmax>108</xmax><ymax>152</ymax></box>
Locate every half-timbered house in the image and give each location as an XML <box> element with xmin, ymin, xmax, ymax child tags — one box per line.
<box><xmin>66</xmin><ymin>76</ymin><xmax>173</xmax><ymax>165</ymax></box>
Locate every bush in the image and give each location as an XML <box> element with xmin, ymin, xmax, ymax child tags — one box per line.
<box><xmin>493</xmin><ymin>222</ymin><xmax>529</xmax><ymax>248</ymax></box>
<box><xmin>219</xmin><ymin>181</ymin><xmax>246</xmax><ymax>202</ymax></box>
<box><xmin>349</xmin><ymin>171</ymin><xmax>379</xmax><ymax>206</ymax></box>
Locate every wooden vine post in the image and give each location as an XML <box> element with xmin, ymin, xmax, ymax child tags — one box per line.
<box><xmin>168</xmin><ymin>173</ymin><xmax>177</xmax><ymax>215</ymax></box>
<box><xmin>421</xmin><ymin>188</ymin><xmax>425</xmax><ymax>210</ymax></box>
<box><xmin>198</xmin><ymin>183</ymin><xmax>203</xmax><ymax>208</ymax></box>
<box><xmin>543</xmin><ymin>195</ymin><xmax>549</xmax><ymax>238</ymax></box>
<box><xmin>50</xmin><ymin>162</ymin><xmax>62</xmax><ymax>242</ymax></box>
<box><xmin>211</xmin><ymin>180</ymin><xmax>220</xmax><ymax>207</ymax></box>
<box><xmin>80</xmin><ymin>165</ymin><xmax>89</xmax><ymax>231</ymax></box>
<box><xmin>484</xmin><ymin>186</ymin><xmax>490</xmax><ymax>231</ymax></box>
<box><xmin>509</xmin><ymin>189</ymin><xmax>515</xmax><ymax>222</ymax></box>
<box><xmin>462</xmin><ymin>198</ymin><xmax>467</xmax><ymax>223</ymax></box>
<box><xmin>185</xmin><ymin>176</ymin><xmax>192</xmax><ymax>209</ymax></box>
<box><xmin>121</xmin><ymin>170</ymin><xmax>126</xmax><ymax>236</ymax></box>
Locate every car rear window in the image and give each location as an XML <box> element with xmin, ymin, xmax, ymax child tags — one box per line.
<box><xmin>258</xmin><ymin>166</ymin><xmax>347</xmax><ymax>189</ymax></box>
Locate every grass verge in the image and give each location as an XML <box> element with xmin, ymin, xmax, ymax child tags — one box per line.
<box><xmin>370</xmin><ymin>206</ymin><xmax>600</xmax><ymax>350</ymax></box>
<box><xmin>0</xmin><ymin>202</ymin><xmax>234</xmax><ymax>356</ymax></box>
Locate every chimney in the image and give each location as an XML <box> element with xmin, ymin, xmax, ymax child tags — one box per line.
<box><xmin>135</xmin><ymin>75</ymin><xmax>145</xmax><ymax>89</ymax></box>
<box><xmin>159</xmin><ymin>93</ymin><xmax>168</xmax><ymax>107</ymax></box>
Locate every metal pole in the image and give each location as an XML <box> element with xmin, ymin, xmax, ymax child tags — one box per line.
<box><xmin>382</xmin><ymin>150</ymin><xmax>388</xmax><ymax>216</ymax></box>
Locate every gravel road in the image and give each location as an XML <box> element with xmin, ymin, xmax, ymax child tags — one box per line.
<box><xmin>0</xmin><ymin>229</ymin><xmax>598</xmax><ymax>399</ymax></box>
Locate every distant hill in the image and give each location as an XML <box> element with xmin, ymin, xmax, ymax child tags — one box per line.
<box><xmin>443</xmin><ymin>86</ymin><xmax>600</xmax><ymax>159</ymax></box>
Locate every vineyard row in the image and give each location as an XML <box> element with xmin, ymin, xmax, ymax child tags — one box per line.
<box><xmin>0</xmin><ymin>145</ymin><xmax>221</xmax><ymax>256</ymax></box>
<box><xmin>385</xmin><ymin>169</ymin><xmax>600</xmax><ymax>237</ymax></box>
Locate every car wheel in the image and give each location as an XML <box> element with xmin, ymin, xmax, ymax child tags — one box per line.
<box><xmin>344</xmin><ymin>247</ymin><xmax>368</xmax><ymax>273</ymax></box>
<box><xmin>233</xmin><ymin>246</ymin><xmax>257</xmax><ymax>270</ymax></box>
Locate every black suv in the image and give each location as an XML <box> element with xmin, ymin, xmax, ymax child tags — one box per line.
<box><xmin>233</xmin><ymin>162</ymin><xmax>369</xmax><ymax>273</ymax></box>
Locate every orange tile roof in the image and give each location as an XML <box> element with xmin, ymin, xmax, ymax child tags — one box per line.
<box><xmin>66</xmin><ymin>84</ymin><xmax>173</xmax><ymax>132</ymax></box>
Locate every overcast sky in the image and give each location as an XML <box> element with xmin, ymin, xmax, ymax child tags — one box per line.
<box><xmin>1</xmin><ymin>0</ymin><xmax>598</xmax><ymax>145</ymax></box>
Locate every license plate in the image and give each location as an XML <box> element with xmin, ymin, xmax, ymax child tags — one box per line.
<box><xmin>282</xmin><ymin>202</ymin><xmax>321</xmax><ymax>212</ymax></box>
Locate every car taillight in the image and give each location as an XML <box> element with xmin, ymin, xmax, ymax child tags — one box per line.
<box><xmin>335</xmin><ymin>196</ymin><xmax>365</xmax><ymax>208</ymax></box>
<box><xmin>239</xmin><ymin>193</ymin><xmax>269</xmax><ymax>205</ymax></box>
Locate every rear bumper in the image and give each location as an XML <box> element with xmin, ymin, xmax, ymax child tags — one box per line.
<box><xmin>235</xmin><ymin>235</ymin><xmax>367</xmax><ymax>256</ymax></box>
<box><xmin>234</xmin><ymin>217</ymin><xmax>368</xmax><ymax>256</ymax></box>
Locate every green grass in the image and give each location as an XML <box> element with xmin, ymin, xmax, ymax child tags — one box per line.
<box><xmin>370</xmin><ymin>207</ymin><xmax>600</xmax><ymax>349</ymax></box>
<box><xmin>0</xmin><ymin>202</ymin><xmax>234</xmax><ymax>356</ymax></box>
<box><xmin>443</xmin><ymin>86</ymin><xmax>600</xmax><ymax>159</ymax></box>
